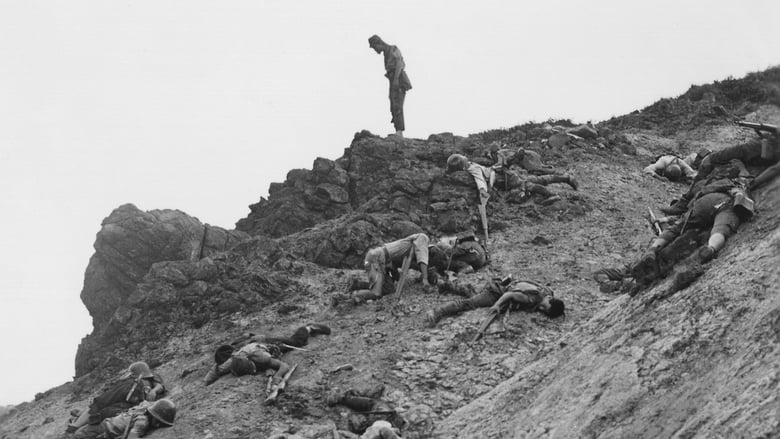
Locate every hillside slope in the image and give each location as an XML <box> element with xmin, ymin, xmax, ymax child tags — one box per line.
<box><xmin>1</xmin><ymin>68</ymin><xmax>779</xmax><ymax>439</ymax></box>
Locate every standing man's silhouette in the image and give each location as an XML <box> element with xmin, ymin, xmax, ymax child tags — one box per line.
<box><xmin>368</xmin><ymin>35</ymin><xmax>412</xmax><ymax>137</ymax></box>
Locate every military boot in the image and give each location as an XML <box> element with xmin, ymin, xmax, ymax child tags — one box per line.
<box><xmin>306</xmin><ymin>323</ymin><xmax>332</xmax><ymax>335</ymax></box>
<box><xmin>660</xmin><ymin>198</ymin><xmax>689</xmax><ymax>215</ymax></box>
<box><xmin>437</xmin><ymin>280</ymin><xmax>453</xmax><ymax>295</ymax></box>
<box><xmin>695</xmin><ymin>245</ymin><xmax>716</xmax><ymax>263</ymax></box>
<box><xmin>326</xmin><ymin>388</ymin><xmax>344</xmax><ymax>406</ymax></box>
<box><xmin>566</xmin><ymin>175</ymin><xmax>579</xmax><ymax>190</ymax></box>
<box><xmin>630</xmin><ymin>249</ymin><xmax>662</xmax><ymax>284</ymax></box>
<box><xmin>330</xmin><ymin>293</ymin><xmax>351</xmax><ymax>307</ymax></box>
<box><xmin>204</xmin><ymin>365</ymin><xmax>223</xmax><ymax>386</ymax></box>
<box><xmin>539</xmin><ymin>195</ymin><xmax>562</xmax><ymax>206</ymax></box>
<box><xmin>425</xmin><ymin>309</ymin><xmax>441</xmax><ymax>328</ymax></box>
<box><xmin>346</xmin><ymin>277</ymin><xmax>370</xmax><ymax>291</ymax></box>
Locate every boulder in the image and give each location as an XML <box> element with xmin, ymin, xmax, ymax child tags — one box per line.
<box><xmin>567</xmin><ymin>123</ymin><xmax>599</xmax><ymax>139</ymax></box>
<box><xmin>80</xmin><ymin>204</ymin><xmax>247</xmax><ymax>330</ymax></box>
<box><xmin>547</xmin><ymin>133</ymin><xmax>570</xmax><ymax>148</ymax></box>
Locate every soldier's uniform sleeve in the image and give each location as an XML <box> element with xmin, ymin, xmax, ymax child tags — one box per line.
<box><xmin>467</xmin><ymin>163</ymin><xmax>490</xmax><ymax>193</ymax></box>
<box><xmin>126</xmin><ymin>414</ymin><xmax>151</xmax><ymax>438</ymax></box>
<box><xmin>151</xmin><ymin>373</ymin><xmax>166</xmax><ymax>395</ymax></box>
<box><xmin>644</xmin><ymin>156</ymin><xmax>669</xmax><ymax>174</ymax></box>
<box><xmin>678</xmin><ymin>160</ymin><xmax>697</xmax><ymax>178</ymax></box>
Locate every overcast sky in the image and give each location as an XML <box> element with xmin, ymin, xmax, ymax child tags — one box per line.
<box><xmin>0</xmin><ymin>0</ymin><xmax>778</xmax><ymax>406</ymax></box>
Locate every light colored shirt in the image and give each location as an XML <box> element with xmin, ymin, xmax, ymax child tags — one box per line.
<box><xmin>360</xmin><ymin>420</ymin><xmax>401</xmax><ymax>439</ymax></box>
<box><xmin>382</xmin><ymin>233</ymin><xmax>429</xmax><ymax>265</ymax></box>
<box><xmin>101</xmin><ymin>401</ymin><xmax>152</xmax><ymax>438</ymax></box>
<box><xmin>466</xmin><ymin>162</ymin><xmax>495</xmax><ymax>195</ymax></box>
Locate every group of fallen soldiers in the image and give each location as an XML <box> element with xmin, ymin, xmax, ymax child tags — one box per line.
<box><xmin>595</xmin><ymin>121</ymin><xmax>780</xmax><ymax>293</ymax></box>
<box><xmin>62</xmin><ymin>142</ymin><xmax>576</xmax><ymax>439</ymax></box>
<box><xmin>64</xmin><ymin>325</ymin><xmax>399</xmax><ymax>438</ymax></box>
<box><xmin>64</xmin><ymin>122</ymin><xmax>778</xmax><ymax>439</ymax></box>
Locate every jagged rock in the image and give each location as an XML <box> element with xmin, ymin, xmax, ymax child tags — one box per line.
<box><xmin>75</xmin><ymin>204</ymin><xmax>247</xmax><ymax>376</ymax></box>
<box><xmin>237</xmin><ymin>135</ymin><xmax>478</xmax><ymax>241</ymax></box>
<box><xmin>618</xmin><ymin>141</ymin><xmax>637</xmax><ymax>155</ymax></box>
<box><xmin>547</xmin><ymin>133</ymin><xmax>570</xmax><ymax>148</ymax></box>
<box><xmin>80</xmin><ymin>204</ymin><xmax>247</xmax><ymax>330</ymax></box>
<box><xmin>237</xmin><ymin>158</ymin><xmax>354</xmax><ymax>237</ymax></box>
<box><xmin>567</xmin><ymin>123</ymin><xmax>599</xmax><ymax>139</ymax></box>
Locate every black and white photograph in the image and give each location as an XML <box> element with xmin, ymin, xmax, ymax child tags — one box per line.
<box><xmin>1</xmin><ymin>1</ymin><xmax>779</xmax><ymax>438</ymax></box>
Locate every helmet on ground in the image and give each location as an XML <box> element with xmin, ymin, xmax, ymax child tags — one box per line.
<box><xmin>148</xmin><ymin>398</ymin><xmax>176</xmax><ymax>426</ymax></box>
<box><xmin>123</xmin><ymin>361</ymin><xmax>154</xmax><ymax>379</ymax></box>
<box><xmin>230</xmin><ymin>356</ymin><xmax>257</xmax><ymax>376</ymax></box>
<box><xmin>665</xmin><ymin>164</ymin><xmax>682</xmax><ymax>180</ymax></box>
<box><xmin>215</xmin><ymin>345</ymin><xmax>235</xmax><ymax>365</ymax></box>
<box><xmin>546</xmin><ymin>298</ymin><xmax>565</xmax><ymax>318</ymax></box>
<box><xmin>446</xmin><ymin>154</ymin><xmax>468</xmax><ymax>173</ymax></box>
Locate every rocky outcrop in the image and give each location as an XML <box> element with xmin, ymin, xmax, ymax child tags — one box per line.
<box><xmin>75</xmin><ymin>204</ymin><xmax>248</xmax><ymax>375</ymax></box>
<box><xmin>236</xmin><ymin>132</ymin><xmax>488</xmax><ymax>239</ymax></box>
<box><xmin>80</xmin><ymin>204</ymin><xmax>248</xmax><ymax>329</ymax></box>
<box><xmin>236</xmin><ymin>131</ymin><xmax>590</xmax><ymax>267</ymax></box>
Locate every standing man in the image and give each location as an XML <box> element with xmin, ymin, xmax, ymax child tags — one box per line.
<box><xmin>368</xmin><ymin>34</ymin><xmax>412</xmax><ymax>137</ymax></box>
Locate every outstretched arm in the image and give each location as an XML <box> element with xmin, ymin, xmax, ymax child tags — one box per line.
<box><xmin>489</xmin><ymin>291</ymin><xmax>533</xmax><ymax>313</ymax></box>
<box><xmin>643</xmin><ymin>157</ymin><xmax>667</xmax><ymax>177</ymax></box>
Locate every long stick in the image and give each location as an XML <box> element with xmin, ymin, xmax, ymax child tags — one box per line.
<box><xmin>647</xmin><ymin>207</ymin><xmax>662</xmax><ymax>235</ymax></box>
<box><xmin>478</xmin><ymin>200</ymin><xmax>489</xmax><ymax>242</ymax></box>
<box><xmin>393</xmin><ymin>247</ymin><xmax>414</xmax><ymax>307</ymax></box>
<box><xmin>280</xmin><ymin>344</ymin><xmax>309</xmax><ymax>352</ymax></box>
<box><xmin>478</xmin><ymin>198</ymin><xmax>490</xmax><ymax>263</ymax></box>
<box><xmin>471</xmin><ymin>309</ymin><xmax>499</xmax><ymax>343</ymax></box>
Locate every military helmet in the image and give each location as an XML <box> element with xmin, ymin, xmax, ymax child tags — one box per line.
<box><xmin>230</xmin><ymin>356</ymin><xmax>257</xmax><ymax>376</ymax></box>
<box><xmin>547</xmin><ymin>298</ymin><xmax>565</xmax><ymax>318</ymax></box>
<box><xmin>148</xmin><ymin>398</ymin><xmax>176</xmax><ymax>426</ymax></box>
<box><xmin>446</xmin><ymin>154</ymin><xmax>468</xmax><ymax>173</ymax></box>
<box><xmin>214</xmin><ymin>345</ymin><xmax>235</xmax><ymax>365</ymax></box>
<box><xmin>665</xmin><ymin>164</ymin><xmax>682</xmax><ymax>180</ymax></box>
<box><xmin>125</xmin><ymin>361</ymin><xmax>154</xmax><ymax>379</ymax></box>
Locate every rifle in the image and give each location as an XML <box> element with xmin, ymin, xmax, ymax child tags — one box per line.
<box><xmin>736</xmin><ymin>120</ymin><xmax>778</xmax><ymax>137</ymax></box>
<box><xmin>121</xmin><ymin>413</ymin><xmax>140</xmax><ymax>439</ymax></box>
<box><xmin>477</xmin><ymin>196</ymin><xmax>490</xmax><ymax>264</ymax></box>
<box><xmin>647</xmin><ymin>207</ymin><xmax>662</xmax><ymax>235</ymax></box>
<box><xmin>471</xmin><ymin>308</ymin><xmax>500</xmax><ymax>343</ymax></box>
<box><xmin>264</xmin><ymin>363</ymin><xmax>297</xmax><ymax>404</ymax></box>
<box><xmin>393</xmin><ymin>246</ymin><xmax>415</xmax><ymax>308</ymax></box>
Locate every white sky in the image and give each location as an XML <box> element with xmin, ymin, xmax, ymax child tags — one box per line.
<box><xmin>0</xmin><ymin>0</ymin><xmax>778</xmax><ymax>406</ymax></box>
